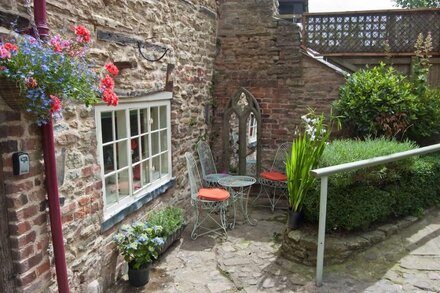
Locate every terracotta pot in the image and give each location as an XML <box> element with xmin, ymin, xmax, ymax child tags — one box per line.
<box><xmin>287</xmin><ymin>209</ymin><xmax>302</xmax><ymax>230</ymax></box>
<box><xmin>128</xmin><ymin>263</ymin><xmax>150</xmax><ymax>287</ymax></box>
<box><xmin>0</xmin><ymin>76</ymin><xmax>23</xmax><ymax>111</ymax></box>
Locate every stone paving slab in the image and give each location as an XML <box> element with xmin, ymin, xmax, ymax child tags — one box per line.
<box><xmin>110</xmin><ymin>208</ymin><xmax>440</xmax><ymax>293</ymax></box>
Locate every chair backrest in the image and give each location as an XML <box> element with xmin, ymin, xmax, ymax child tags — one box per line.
<box><xmin>271</xmin><ymin>142</ymin><xmax>292</xmax><ymax>173</ymax></box>
<box><xmin>196</xmin><ymin>141</ymin><xmax>218</xmax><ymax>178</ymax></box>
<box><xmin>185</xmin><ymin>152</ymin><xmax>203</xmax><ymax>200</ymax></box>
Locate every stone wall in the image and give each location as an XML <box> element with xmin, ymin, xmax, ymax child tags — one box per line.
<box><xmin>212</xmin><ymin>0</ymin><xmax>346</xmax><ymax>171</ymax></box>
<box><xmin>0</xmin><ymin>0</ymin><xmax>218</xmax><ymax>291</ymax></box>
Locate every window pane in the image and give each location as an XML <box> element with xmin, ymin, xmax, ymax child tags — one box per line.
<box><xmin>117</xmin><ymin>141</ymin><xmax>129</xmax><ymax>169</ymax></box>
<box><xmin>159</xmin><ymin>106</ymin><xmax>167</xmax><ymax>128</ymax></box>
<box><xmin>132</xmin><ymin>163</ymin><xmax>141</xmax><ymax>193</ymax></box>
<box><xmin>103</xmin><ymin>144</ymin><xmax>115</xmax><ymax>174</ymax></box>
<box><xmin>142</xmin><ymin>160</ymin><xmax>150</xmax><ymax>186</ymax></box>
<box><xmin>130</xmin><ymin>110</ymin><xmax>139</xmax><ymax>136</ymax></box>
<box><xmin>140</xmin><ymin>108</ymin><xmax>149</xmax><ymax>134</ymax></box>
<box><xmin>160</xmin><ymin>130</ymin><xmax>167</xmax><ymax>152</ymax></box>
<box><xmin>131</xmin><ymin>138</ymin><xmax>140</xmax><ymax>163</ymax></box>
<box><xmin>115</xmin><ymin>110</ymin><xmax>127</xmax><ymax>140</ymax></box>
<box><xmin>141</xmin><ymin>134</ymin><xmax>149</xmax><ymax>159</ymax></box>
<box><xmin>151</xmin><ymin>132</ymin><xmax>159</xmax><ymax>155</ymax></box>
<box><xmin>118</xmin><ymin>170</ymin><xmax>130</xmax><ymax>199</ymax></box>
<box><xmin>152</xmin><ymin>156</ymin><xmax>160</xmax><ymax>181</ymax></box>
<box><xmin>101</xmin><ymin>112</ymin><xmax>113</xmax><ymax>143</ymax></box>
<box><xmin>151</xmin><ymin>107</ymin><xmax>159</xmax><ymax>131</ymax></box>
<box><xmin>105</xmin><ymin>175</ymin><xmax>117</xmax><ymax>205</ymax></box>
<box><xmin>161</xmin><ymin>153</ymin><xmax>168</xmax><ymax>176</ymax></box>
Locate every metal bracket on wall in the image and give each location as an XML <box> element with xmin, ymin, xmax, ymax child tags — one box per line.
<box><xmin>97</xmin><ymin>30</ymin><xmax>169</xmax><ymax>62</ymax></box>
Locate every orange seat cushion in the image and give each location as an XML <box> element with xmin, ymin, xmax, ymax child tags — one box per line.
<box><xmin>260</xmin><ymin>171</ymin><xmax>287</xmax><ymax>181</ymax></box>
<box><xmin>198</xmin><ymin>188</ymin><xmax>230</xmax><ymax>201</ymax></box>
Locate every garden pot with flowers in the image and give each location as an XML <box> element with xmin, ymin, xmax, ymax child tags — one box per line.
<box><xmin>285</xmin><ymin>110</ymin><xmax>332</xmax><ymax>229</ymax></box>
<box><xmin>0</xmin><ymin>25</ymin><xmax>119</xmax><ymax>125</ymax></box>
<box><xmin>113</xmin><ymin>221</ymin><xmax>165</xmax><ymax>287</ymax></box>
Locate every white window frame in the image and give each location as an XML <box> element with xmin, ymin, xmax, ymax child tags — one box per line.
<box><xmin>95</xmin><ymin>92</ymin><xmax>173</xmax><ymax>220</ymax></box>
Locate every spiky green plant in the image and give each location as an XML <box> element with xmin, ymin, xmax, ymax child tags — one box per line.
<box><xmin>286</xmin><ymin>111</ymin><xmax>331</xmax><ymax>212</ymax></box>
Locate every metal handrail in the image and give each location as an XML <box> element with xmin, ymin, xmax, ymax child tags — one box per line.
<box><xmin>310</xmin><ymin>142</ymin><xmax>440</xmax><ymax>286</ymax></box>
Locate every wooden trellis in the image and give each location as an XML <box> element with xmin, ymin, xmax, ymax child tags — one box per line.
<box><xmin>302</xmin><ymin>8</ymin><xmax>440</xmax><ymax>56</ymax></box>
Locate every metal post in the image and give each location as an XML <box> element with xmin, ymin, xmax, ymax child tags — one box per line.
<box><xmin>316</xmin><ymin>176</ymin><xmax>328</xmax><ymax>287</ymax></box>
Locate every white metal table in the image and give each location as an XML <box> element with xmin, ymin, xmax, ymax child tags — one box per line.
<box><xmin>218</xmin><ymin>175</ymin><xmax>256</xmax><ymax>228</ymax></box>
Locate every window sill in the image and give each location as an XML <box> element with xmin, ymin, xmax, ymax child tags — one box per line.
<box><xmin>101</xmin><ymin>177</ymin><xmax>176</xmax><ymax>232</ymax></box>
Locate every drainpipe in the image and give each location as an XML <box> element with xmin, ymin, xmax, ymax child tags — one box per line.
<box><xmin>33</xmin><ymin>1</ymin><xmax>70</xmax><ymax>292</ymax></box>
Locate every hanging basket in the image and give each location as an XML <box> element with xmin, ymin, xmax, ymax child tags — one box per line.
<box><xmin>0</xmin><ymin>76</ymin><xmax>23</xmax><ymax>111</ymax></box>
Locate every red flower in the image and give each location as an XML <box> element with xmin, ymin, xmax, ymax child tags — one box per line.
<box><xmin>50</xmin><ymin>95</ymin><xmax>61</xmax><ymax>113</ymax></box>
<box><xmin>25</xmin><ymin>77</ymin><xmax>38</xmax><ymax>88</ymax></box>
<box><xmin>100</xmin><ymin>75</ymin><xmax>115</xmax><ymax>90</ymax></box>
<box><xmin>102</xmin><ymin>88</ymin><xmax>119</xmax><ymax>106</ymax></box>
<box><xmin>74</xmin><ymin>25</ymin><xmax>91</xmax><ymax>43</ymax></box>
<box><xmin>131</xmin><ymin>139</ymin><xmax>138</xmax><ymax>150</ymax></box>
<box><xmin>104</xmin><ymin>63</ymin><xmax>119</xmax><ymax>76</ymax></box>
<box><xmin>4</xmin><ymin>43</ymin><xmax>18</xmax><ymax>52</ymax></box>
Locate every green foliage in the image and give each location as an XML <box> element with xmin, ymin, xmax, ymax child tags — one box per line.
<box><xmin>320</xmin><ymin>138</ymin><xmax>416</xmax><ymax>187</ymax></box>
<box><xmin>394</xmin><ymin>0</ymin><xmax>440</xmax><ymax>8</ymax></box>
<box><xmin>407</xmin><ymin>88</ymin><xmax>440</xmax><ymax>140</ymax></box>
<box><xmin>286</xmin><ymin>110</ymin><xmax>331</xmax><ymax>212</ymax></box>
<box><xmin>335</xmin><ymin>63</ymin><xmax>417</xmax><ymax>138</ymax></box>
<box><xmin>147</xmin><ymin>207</ymin><xmax>185</xmax><ymax>238</ymax></box>
<box><xmin>412</xmin><ymin>33</ymin><xmax>433</xmax><ymax>97</ymax></box>
<box><xmin>303</xmin><ymin>139</ymin><xmax>440</xmax><ymax>231</ymax></box>
<box><xmin>113</xmin><ymin>222</ymin><xmax>164</xmax><ymax>270</ymax></box>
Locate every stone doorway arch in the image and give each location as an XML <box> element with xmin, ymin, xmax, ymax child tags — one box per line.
<box><xmin>223</xmin><ymin>88</ymin><xmax>261</xmax><ymax>176</ymax></box>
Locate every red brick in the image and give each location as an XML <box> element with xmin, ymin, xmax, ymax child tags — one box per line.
<box><xmin>9</xmin><ymin>221</ymin><xmax>32</xmax><ymax>234</ymax></box>
<box><xmin>10</xmin><ymin>204</ymin><xmax>40</xmax><ymax>221</ymax></box>
<box><xmin>11</xmin><ymin>245</ymin><xmax>35</xmax><ymax>261</ymax></box>
<box><xmin>17</xmin><ymin>270</ymin><xmax>37</xmax><ymax>287</ymax></box>
<box><xmin>35</xmin><ymin>259</ymin><xmax>50</xmax><ymax>276</ymax></box>
<box><xmin>78</xmin><ymin>196</ymin><xmax>90</xmax><ymax>206</ymax></box>
<box><xmin>81</xmin><ymin>166</ymin><xmax>93</xmax><ymax>177</ymax></box>
<box><xmin>0</xmin><ymin>140</ymin><xmax>18</xmax><ymax>152</ymax></box>
<box><xmin>33</xmin><ymin>213</ymin><xmax>47</xmax><ymax>226</ymax></box>
<box><xmin>10</xmin><ymin>230</ymin><xmax>36</xmax><ymax>248</ymax></box>
<box><xmin>4</xmin><ymin>180</ymin><xmax>34</xmax><ymax>194</ymax></box>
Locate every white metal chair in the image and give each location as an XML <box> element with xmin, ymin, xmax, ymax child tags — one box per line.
<box><xmin>196</xmin><ymin>140</ymin><xmax>229</xmax><ymax>187</ymax></box>
<box><xmin>185</xmin><ymin>152</ymin><xmax>230</xmax><ymax>240</ymax></box>
<box><xmin>253</xmin><ymin>142</ymin><xmax>292</xmax><ymax>211</ymax></box>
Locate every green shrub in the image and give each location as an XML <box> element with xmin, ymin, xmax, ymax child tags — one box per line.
<box><xmin>406</xmin><ymin>88</ymin><xmax>440</xmax><ymax>142</ymax></box>
<box><xmin>147</xmin><ymin>207</ymin><xmax>185</xmax><ymax>238</ymax></box>
<box><xmin>335</xmin><ymin>63</ymin><xmax>417</xmax><ymax>138</ymax></box>
<box><xmin>320</xmin><ymin>138</ymin><xmax>417</xmax><ymax>187</ymax></box>
<box><xmin>303</xmin><ymin>139</ymin><xmax>440</xmax><ymax>231</ymax></box>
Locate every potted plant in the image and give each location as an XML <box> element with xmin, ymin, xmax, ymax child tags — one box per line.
<box><xmin>285</xmin><ymin>110</ymin><xmax>332</xmax><ymax>229</ymax></box>
<box><xmin>113</xmin><ymin>221</ymin><xmax>165</xmax><ymax>287</ymax></box>
<box><xmin>147</xmin><ymin>207</ymin><xmax>186</xmax><ymax>255</ymax></box>
<box><xmin>0</xmin><ymin>25</ymin><xmax>119</xmax><ymax>125</ymax></box>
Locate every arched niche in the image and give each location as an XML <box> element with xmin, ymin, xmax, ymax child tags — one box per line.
<box><xmin>223</xmin><ymin>88</ymin><xmax>261</xmax><ymax>176</ymax></box>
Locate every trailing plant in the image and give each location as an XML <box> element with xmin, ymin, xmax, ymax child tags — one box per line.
<box><xmin>113</xmin><ymin>221</ymin><xmax>164</xmax><ymax>270</ymax></box>
<box><xmin>286</xmin><ymin>110</ymin><xmax>332</xmax><ymax>212</ymax></box>
<box><xmin>0</xmin><ymin>25</ymin><xmax>119</xmax><ymax>125</ymax></box>
<box><xmin>147</xmin><ymin>207</ymin><xmax>185</xmax><ymax>238</ymax></box>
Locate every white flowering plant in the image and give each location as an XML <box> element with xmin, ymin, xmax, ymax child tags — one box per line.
<box><xmin>286</xmin><ymin>110</ymin><xmax>332</xmax><ymax>212</ymax></box>
<box><xmin>113</xmin><ymin>221</ymin><xmax>165</xmax><ymax>270</ymax></box>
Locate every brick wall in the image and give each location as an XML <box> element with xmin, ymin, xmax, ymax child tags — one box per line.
<box><xmin>0</xmin><ymin>0</ymin><xmax>348</xmax><ymax>291</ymax></box>
<box><xmin>0</xmin><ymin>0</ymin><xmax>218</xmax><ymax>291</ymax></box>
<box><xmin>212</xmin><ymin>0</ymin><xmax>346</xmax><ymax>171</ymax></box>
<box><xmin>0</xmin><ymin>100</ymin><xmax>50</xmax><ymax>292</ymax></box>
